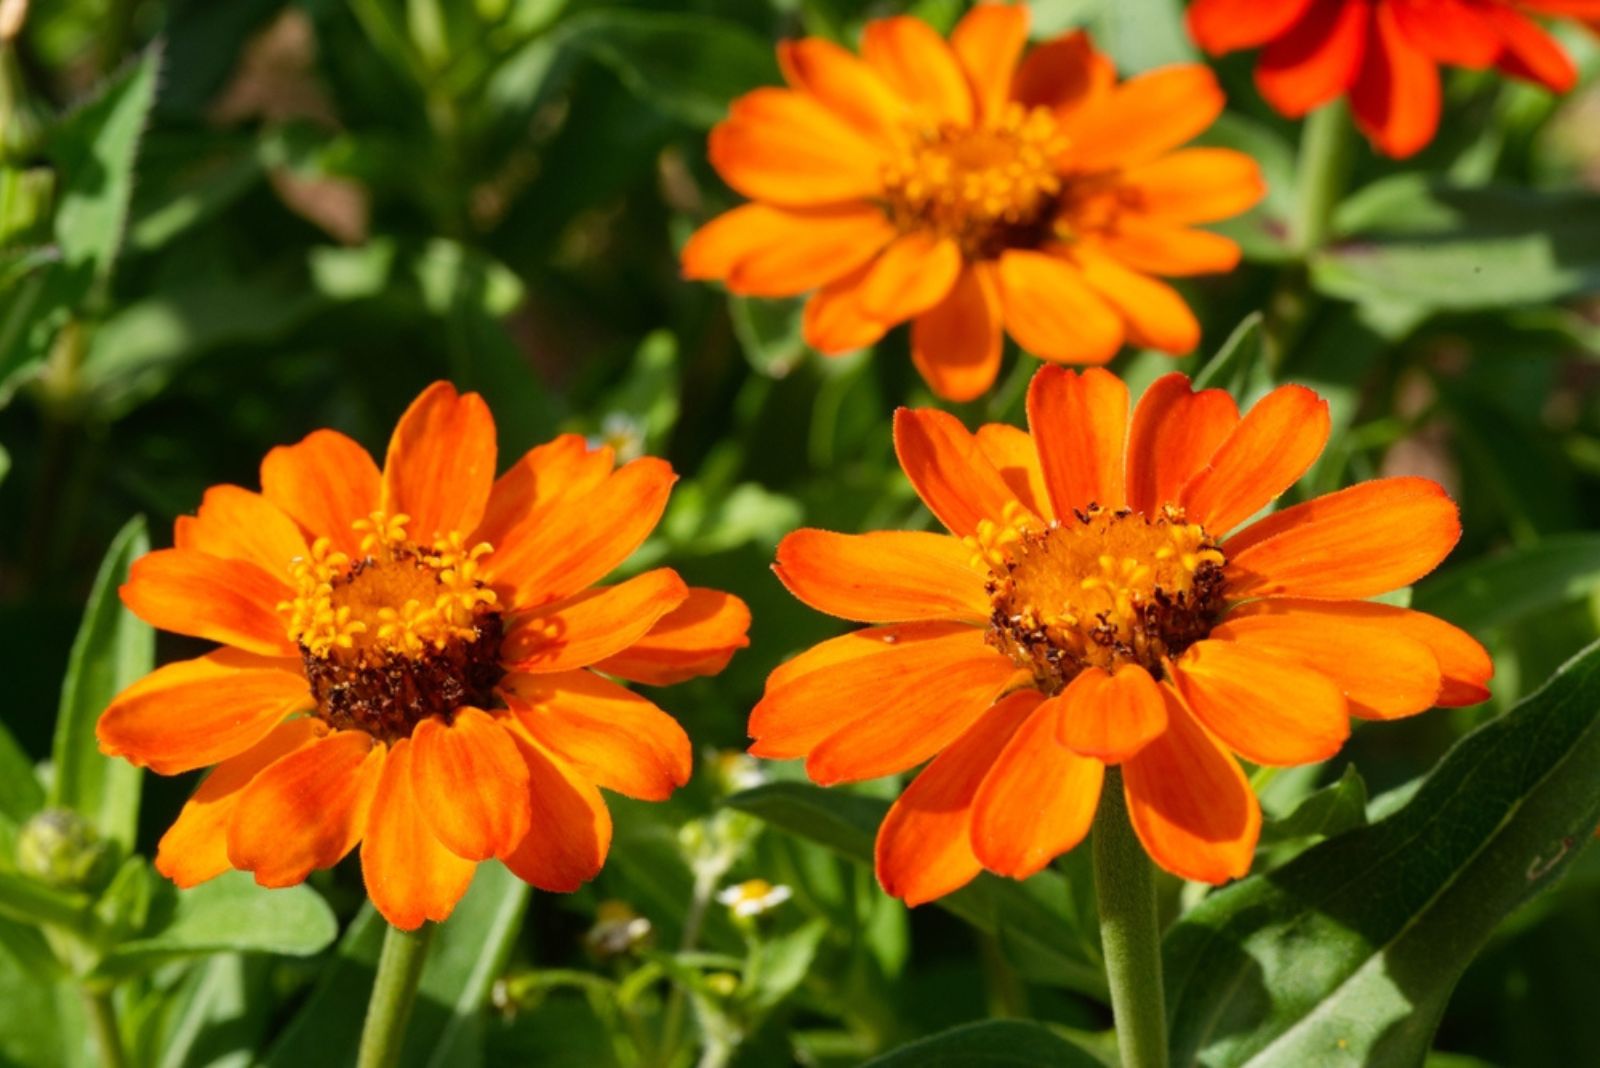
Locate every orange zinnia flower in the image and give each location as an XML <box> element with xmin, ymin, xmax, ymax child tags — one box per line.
<box><xmin>682</xmin><ymin>4</ymin><xmax>1265</xmax><ymax>401</ymax></box>
<box><xmin>1187</xmin><ymin>0</ymin><xmax>1599</xmax><ymax>158</ymax></box>
<box><xmin>98</xmin><ymin>383</ymin><xmax>750</xmax><ymax>930</ymax></box>
<box><xmin>752</xmin><ymin>367</ymin><xmax>1491</xmax><ymax>897</ymax></box>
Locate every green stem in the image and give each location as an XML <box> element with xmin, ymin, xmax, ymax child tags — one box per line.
<box><xmin>1093</xmin><ymin>770</ymin><xmax>1168</xmax><ymax>1068</ymax></box>
<box><xmin>357</xmin><ymin>923</ymin><xmax>436</xmax><ymax>1068</ymax></box>
<box><xmin>82</xmin><ymin>988</ymin><xmax>128</xmax><ymax>1068</ymax></box>
<box><xmin>1292</xmin><ymin>99</ymin><xmax>1356</xmax><ymax>256</ymax></box>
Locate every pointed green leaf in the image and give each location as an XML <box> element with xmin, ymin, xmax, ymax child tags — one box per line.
<box><xmin>1412</xmin><ymin>533</ymin><xmax>1600</xmax><ymax>636</ymax></box>
<box><xmin>1165</xmin><ymin>639</ymin><xmax>1600</xmax><ymax>1067</ymax></box>
<box><xmin>1192</xmin><ymin>313</ymin><xmax>1267</xmax><ymax>399</ymax></box>
<box><xmin>50</xmin><ymin>516</ymin><xmax>152</xmax><ymax>851</ymax></box>
<box><xmin>861</xmin><ymin>1020</ymin><xmax>1106</xmax><ymax>1067</ymax></box>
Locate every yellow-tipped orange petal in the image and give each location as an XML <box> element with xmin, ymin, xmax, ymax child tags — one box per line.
<box><xmin>1180</xmin><ymin>384</ymin><xmax>1330</xmax><ymax>536</ymax></box>
<box><xmin>875</xmin><ymin>692</ymin><xmax>1036</xmax><ymax>905</ymax></box>
<box><xmin>227</xmin><ymin>730</ymin><xmax>383</xmax><ymax>888</ymax></box>
<box><xmin>1026</xmin><ymin>365</ymin><xmax>1129</xmax><ymax>515</ymax></box>
<box><xmin>98</xmin><ymin>649</ymin><xmax>308</xmax><ymax>775</ymax></box>
<box><xmin>592</xmin><ymin>588</ymin><xmax>752</xmax><ymax>686</ymax></box>
<box><xmin>381</xmin><ymin>381</ymin><xmax>497</xmax><ymax>543</ymax></box>
<box><xmin>1123</xmin><ymin>686</ymin><xmax>1259</xmax><ymax>884</ymax></box>
<box><xmin>502</xmin><ymin>670</ymin><xmax>691</xmax><ymax>802</ymax></box>
<box><xmin>259</xmin><ymin>429</ymin><xmax>381</xmax><ymax>557</ymax></box>
<box><xmin>361</xmin><ymin>738</ymin><xmax>476</xmax><ymax>931</ymax></box>
<box><xmin>1173</xmin><ymin>640</ymin><xmax>1349</xmax><ymax>767</ymax></box>
<box><xmin>501</xmin><ymin>568</ymin><xmax>689</xmax><ymax>672</ymax></box>
<box><xmin>774</xmin><ymin>529</ymin><xmax>990</xmax><ymax>624</ymax></box>
<box><xmin>1055</xmin><ymin>664</ymin><xmax>1168</xmax><ymax>763</ymax></box>
<box><xmin>412</xmin><ymin>709</ymin><xmax>532</xmax><ymax>861</ymax></box>
<box><xmin>970</xmin><ymin>695</ymin><xmax>1104</xmax><ymax>879</ymax></box>
<box><xmin>121</xmin><ymin>549</ymin><xmax>295</xmax><ymax>657</ymax></box>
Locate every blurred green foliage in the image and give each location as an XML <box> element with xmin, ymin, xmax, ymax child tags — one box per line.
<box><xmin>0</xmin><ymin>0</ymin><xmax>1598</xmax><ymax>1065</ymax></box>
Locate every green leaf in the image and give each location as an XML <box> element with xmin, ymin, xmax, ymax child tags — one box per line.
<box><xmin>860</xmin><ymin>1020</ymin><xmax>1106</xmax><ymax>1067</ymax></box>
<box><xmin>50</xmin><ymin>516</ymin><xmax>152</xmax><ymax>851</ymax></box>
<box><xmin>265</xmin><ymin>862</ymin><xmax>530</xmax><ymax>1068</ymax></box>
<box><xmin>0</xmin><ymin>870</ymin><xmax>95</xmax><ymax>932</ymax></box>
<box><xmin>0</xmin><ymin>716</ymin><xmax>44</xmax><ymax>828</ymax></box>
<box><xmin>95</xmin><ymin>873</ymin><xmax>338</xmax><ymax>980</ymax></box>
<box><xmin>1259</xmin><ymin>766</ymin><xmax>1368</xmax><ymax>847</ymax></box>
<box><xmin>150</xmin><ymin>953</ymin><xmax>272</xmax><ymax>1068</ymax></box>
<box><xmin>1191</xmin><ymin>313</ymin><xmax>1267</xmax><ymax>400</ymax></box>
<box><xmin>1165</xmin><ymin>639</ymin><xmax>1600</xmax><ymax>1067</ymax></box>
<box><xmin>557</xmin><ymin>10</ymin><xmax>779</xmax><ymax>128</ymax></box>
<box><xmin>1313</xmin><ymin>178</ymin><xmax>1600</xmax><ymax>311</ymax></box>
<box><xmin>725</xmin><ymin>783</ymin><xmax>1107</xmax><ymax>998</ymax></box>
<box><xmin>1413</xmin><ymin>534</ymin><xmax>1600</xmax><ymax>637</ymax></box>
<box><xmin>745</xmin><ymin>919</ymin><xmax>827</xmax><ymax>1011</ymax></box>
<box><xmin>728</xmin><ymin>295</ymin><xmax>806</xmax><ymax>377</ymax></box>
<box><xmin>1087</xmin><ymin>0</ymin><xmax>1196</xmax><ymax>74</ymax></box>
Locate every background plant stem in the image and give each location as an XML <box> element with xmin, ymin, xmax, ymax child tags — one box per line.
<box><xmin>82</xmin><ymin>988</ymin><xmax>127</xmax><ymax>1068</ymax></box>
<box><xmin>1093</xmin><ymin>770</ymin><xmax>1168</xmax><ymax>1068</ymax></box>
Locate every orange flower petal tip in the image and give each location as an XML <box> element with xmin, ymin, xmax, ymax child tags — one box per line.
<box><xmin>683</xmin><ymin>4</ymin><xmax>1265</xmax><ymax>399</ymax></box>
<box><xmin>100</xmin><ymin>381</ymin><xmax>749</xmax><ymax>930</ymax></box>
<box><xmin>749</xmin><ymin>365</ymin><xmax>1490</xmax><ymax>900</ymax></box>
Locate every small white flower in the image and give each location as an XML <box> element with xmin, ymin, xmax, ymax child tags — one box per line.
<box><xmin>717</xmin><ymin>879</ymin><xmax>793</xmax><ymax>918</ymax></box>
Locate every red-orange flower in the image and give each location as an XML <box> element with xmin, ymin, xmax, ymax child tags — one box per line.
<box><xmin>682</xmin><ymin>4</ymin><xmax>1265</xmax><ymax>401</ymax></box>
<box><xmin>752</xmin><ymin>367</ymin><xmax>1491</xmax><ymax>897</ymax></box>
<box><xmin>98</xmin><ymin>383</ymin><xmax>750</xmax><ymax>930</ymax></box>
<box><xmin>1187</xmin><ymin>0</ymin><xmax>1600</xmax><ymax>157</ymax></box>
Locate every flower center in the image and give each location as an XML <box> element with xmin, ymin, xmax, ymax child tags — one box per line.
<box><xmin>281</xmin><ymin>512</ymin><xmax>504</xmax><ymax>742</ymax></box>
<box><xmin>880</xmin><ymin>103</ymin><xmax>1066</xmax><ymax>259</ymax></box>
<box><xmin>973</xmin><ymin>504</ymin><xmax>1226</xmax><ymax>693</ymax></box>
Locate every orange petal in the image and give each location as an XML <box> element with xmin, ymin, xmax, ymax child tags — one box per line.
<box><xmin>501</xmin><ymin>568</ymin><xmax>689</xmax><ymax>672</ymax></box>
<box><xmin>381</xmin><ymin>382</ymin><xmax>497</xmax><ymax>543</ymax></box>
<box><xmin>749</xmin><ymin>621</ymin><xmax>1014</xmax><ymax>768</ymax></box>
<box><xmin>709</xmin><ymin>88</ymin><xmax>887</xmax><ymax>206</ymax></box>
<box><xmin>1173</xmin><ymin>640</ymin><xmax>1349</xmax><ymax>766</ymax></box>
<box><xmin>1225</xmin><ymin>477</ymin><xmax>1461</xmax><ymax>600</ymax></box>
<box><xmin>412</xmin><ymin>709</ymin><xmax>532</xmax><ymax>861</ymax></box>
<box><xmin>1487</xmin><ymin>6</ymin><xmax>1578</xmax><ymax>92</ymax></box>
<box><xmin>893</xmin><ymin>407</ymin><xmax>1035</xmax><ymax>538</ymax></box>
<box><xmin>1071</xmin><ymin>247</ymin><xmax>1202</xmax><ymax>355</ymax></box>
<box><xmin>1229</xmin><ymin>597</ymin><xmax>1491</xmax><ymax>707</ymax></box>
<box><xmin>1122</xmin><ymin>148</ymin><xmax>1267</xmax><ymax>224</ymax></box>
<box><xmin>226</xmin><ymin>729</ymin><xmax>383</xmax><ymax>888</ymax></box>
<box><xmin>1122</xmin><ymin>686</ymin><xmax>1259</xmax><ymax>884</ymax></box>
<box><xmin>1348</xmin><ymin>2</ymin><xmax>1440</xmax><ymax>158</ymax></box>
<box><xmin>501</xmin><ymin>729</ymin><xmax>613</xmax><ymax>892</ymax></box>
<box><xmin>1026</xmin><ymin>366</ymin><xmax>1129</xmax><ymax>515</ymax></box>
<box><xmin>175</xmin><ymin>485</ymin><xmax>307</xmax><ymax>578</ymax></box>
<box><xmin>1055</xmin><ymin>664</ymin><xmax>1167</xmax><ymax>763</ymax></box>
<box><xmin>502</xmin><ymin>670</ymin><xmax>691</xmax><ymax>801</ymax></box>
<box><xmin>861</xmin><ymin>16</ymin><xmax>975</xmax><ymax>125</ymax></box>
<box><xmin>1125</xmin><ymin>373</ymin><xmax>1239</xmax><ymax>514</ymax></box>
<box><xmin>996</xmin><ymin>250</ymin><xmax>1123</xmax><ymax>365</ymax></box>
<box><xmin>774</xmin><ymin>529</ymin><xmax>990</xmax><ymax>625</ymax></box>
<box><xmin>485</xmin><ymin>457</ymin><xmax>676</xmax><ymax>608</ymax></box>
<box><xmin>1059</xmin><ymin>65</ymin><xmax>1224</xmax><ymax>170</ymax></box>
<box><xmin>778</xmin><ymin>36</ymin><xmax>911</xmax><ymax>140</ymax></box>
<box><xmin>1187</xmin><ymin>0</ymin><xmax>1316</xmax><ymax>53</ymax></box>
<box><xmin>1011</xmin><ymin>30</ymin><xmax>1116</xmax><ymax>120</ymax></box>
<box><xmin>474</xmin><ymin>434</ymin><xmax>615</xmax><ymax>551</ymax></box>
<box><xmin>1214</xmin><ymin>603</ymin><xmax>1442</xmax><ymax>720</ymax></box>
<box><xmin>259</xmin><ymin>429</ymin><xmax>381</xmax><ymax>556</ymax></box>
<box><xmin>975</xmin><ymin>422</ymin><xmax>1052</xmax><ymax>520</ymax></box>
<box><xmin>803</xmin><ymin>262</ymin><xmax>891</xmax><ymax>354</ymax></box>
<box><xmin>911</xmin><ymin>263</ymin><xmax>1004</xmax><ymax>402</ymax></box>
<box><xmin>858</xmin><ymin>232</ymin><xmax>962</xmax><ymax>324</ymax></box>
<box><xmin>1258</xmin><ymin>0</ymin><xmax>1371</xmax><ymax>118</ymax></box>
<box><xmin>1088</xmin><ymin>219</ymin><xmax>1242</xmax><ymax>277</ymax></box>
<box><xmin>592</xmin><ymin>588</ymin><xmax>752</xmax><ymax>686</ymax></box>
<box><xmin>98</xmin><ymin>649</ymin><xmax>309</xmax><ymax>775</ymax></box>
<box><xmin>950</xmin><ymin>3</ymin><xmax>1030</xmax><ymax>122</ymax></box>
<box><xmin>875</xmin><ymin>691</ymin><xmax>1036</xmax><ymax>905</ymax></box>
<box><xmin>361</xmin><ymin>738</ymin><xmax>477</xmax><ymax>931</ymax></box>
<box><xmin>681</xmin><ymin>202</ymin><xmax>896</xmax><ymax>297</ymax></box>
<box><xmin>155</xmin><ymin>717</ymin><xmax>325</xmax><ymax>888</ymax></box>
<box><xmin>1389</xmin><ymin>0</ymin><xmax>1499</xmax><ymax>68</ymax></box>
<box><xmin>970</xmin><ymin>693</ymin><xmax>1104</xmax><ymax>878</ymax></box>
<box><xmin>1180</xmin><ymin>384</ymin><xmax>1330</xmax><ymax>536</ymax></box>
<box><xmin>121</xmin><ymin>549</ymin><xmax>295</xmax><ymax>657</ymax></box>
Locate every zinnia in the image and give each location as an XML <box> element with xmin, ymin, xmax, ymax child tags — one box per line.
<box><xmin>1187</xmin><ymin>0</ymin><xmax>1600</xmax><ymax>157</ymax></box>
<box><xmin>752</xmin><ymin>367</ymin><xmax>1492</xmax><ymax>898</ymax></box>
<box><xmin>682</xmin><ymin>4</ymin><xmax>1265</xmax><ymax>401</ymax></box>
<box><xmin>98</xmin><ymin>383</ymin><xmax>750</xmax><ymax>930</ymax></box>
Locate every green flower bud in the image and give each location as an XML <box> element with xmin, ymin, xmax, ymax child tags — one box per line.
<box><xmin>16</xmin><ymin>809</ymin><xmax>114</xmax><ymax>892</ymax></box>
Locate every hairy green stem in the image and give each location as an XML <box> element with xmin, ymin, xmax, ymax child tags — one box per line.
<box><xmin>357</xmin><ymin>923</ymin><xmax>436</xmax><ymax>1068</ymax></box>
<box><xmin>1093</xmin><ymin>770</ymin><xmax>1168</xmax><ymax>1068</ymax></box>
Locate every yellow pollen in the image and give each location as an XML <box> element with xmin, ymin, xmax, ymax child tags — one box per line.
<box><xmin>984</xmin><ymin>504</ymin><xmax>1226</xmax><ymax>691</ymax></box>
<box><xmin>881</xmin><ymin>103</ymin><xmax>1067</xmax><ymax>259</ymax></box>
<box><xmin>280</xmin><ymin>511</ymin><xmax>498</xmax><ymax>661</ymax></box>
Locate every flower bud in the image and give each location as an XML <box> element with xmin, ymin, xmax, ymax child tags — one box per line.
<box><xmin>16</xmin><ymin>809</ymin><xmax>114</xmax><ymax>892</ymax></box>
